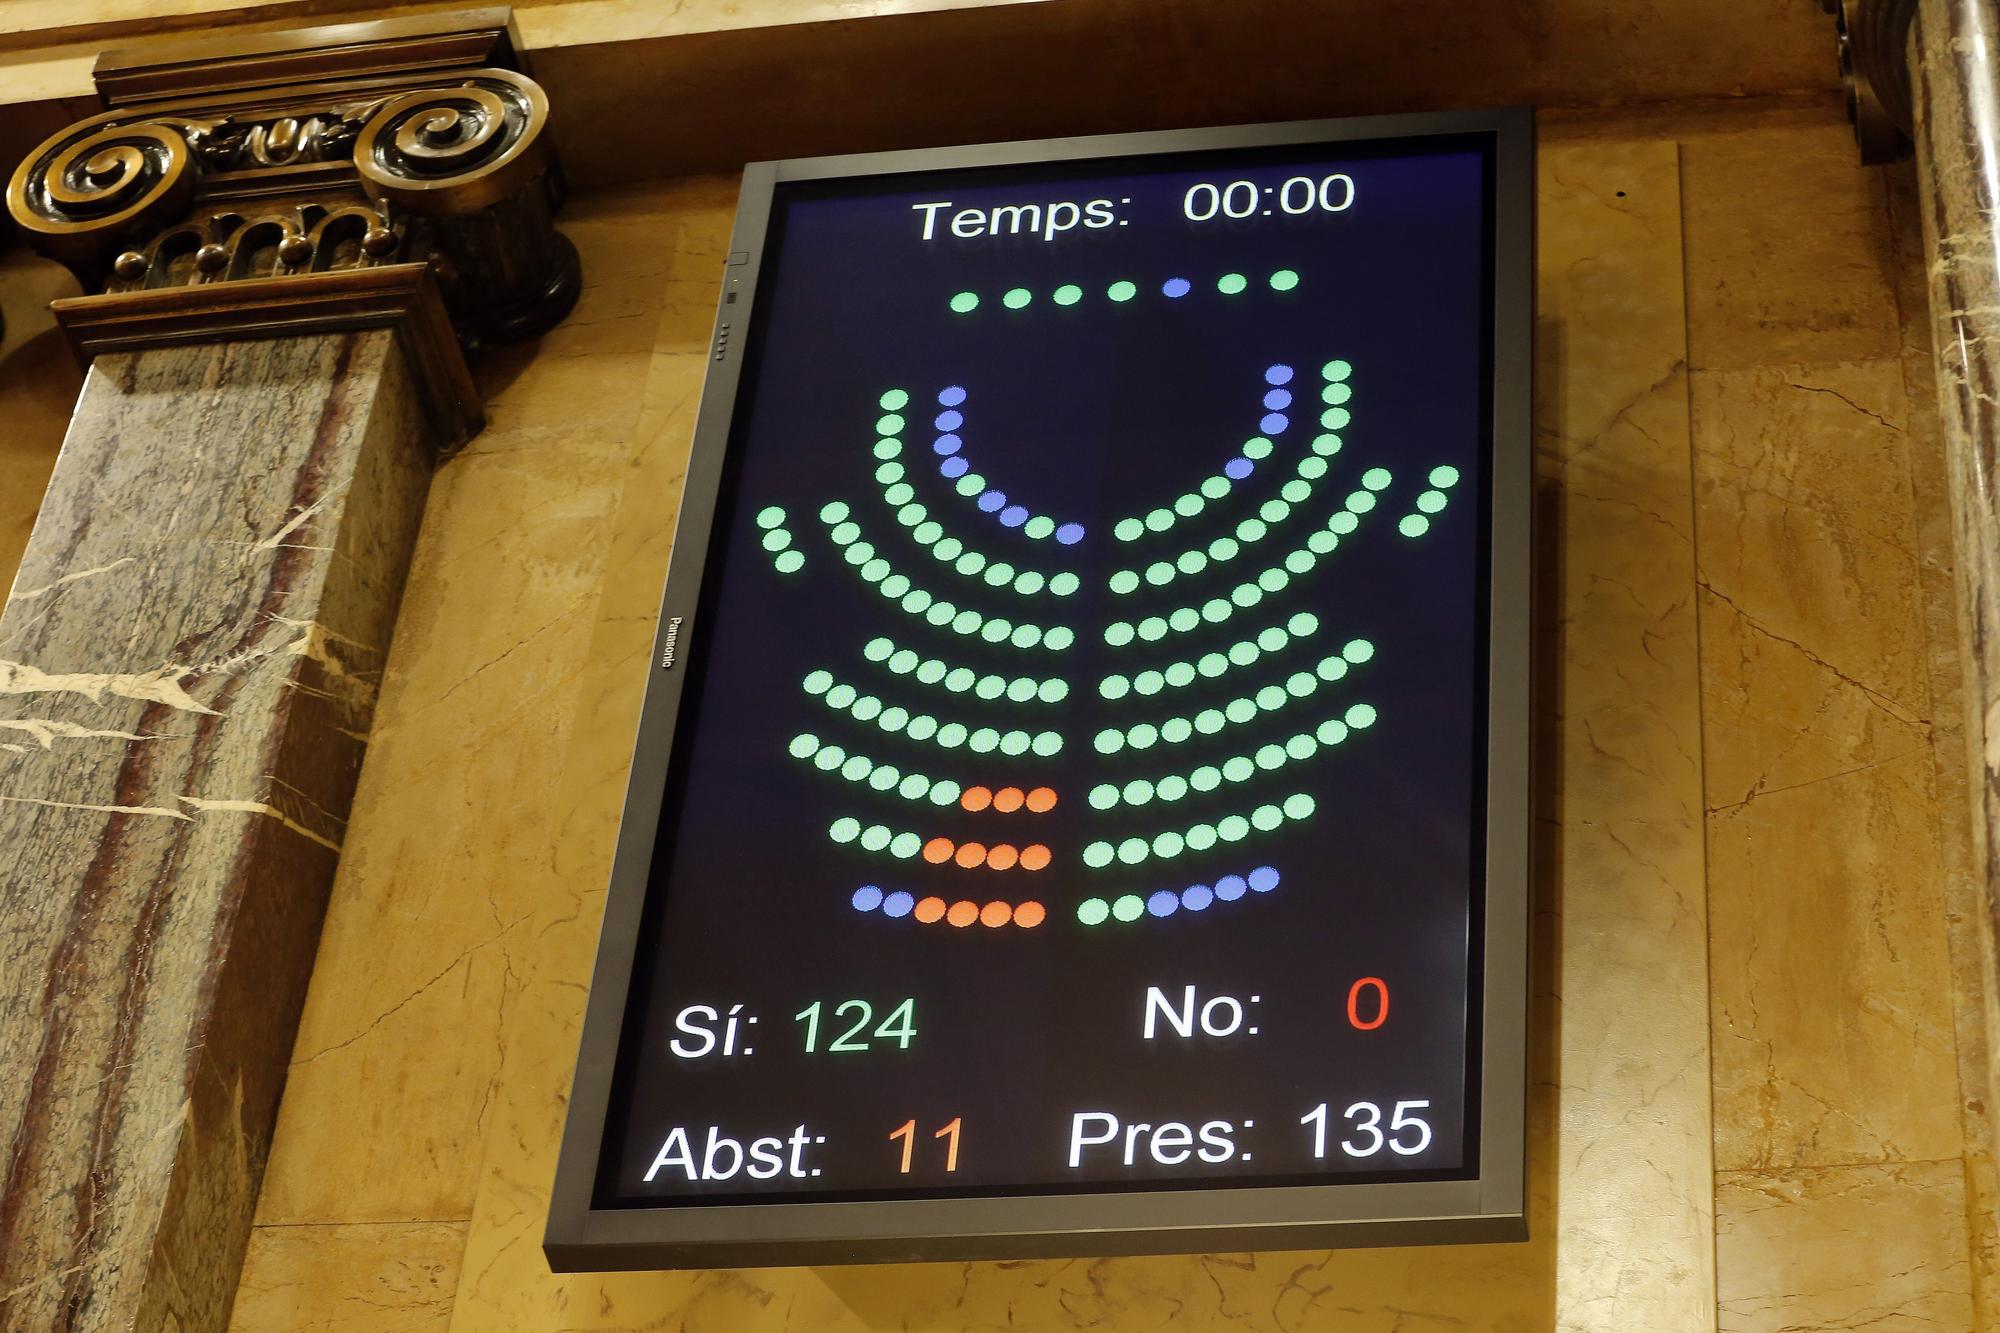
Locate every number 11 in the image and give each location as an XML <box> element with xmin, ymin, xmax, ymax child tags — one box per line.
<box><xmin>889</xmin><ymin>1117</ymin><xmax>963</xmax><ymax>1173</ymax></box>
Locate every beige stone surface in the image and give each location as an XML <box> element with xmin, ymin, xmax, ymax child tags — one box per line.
<box><xmin>1695</xmin><ymin>363</ymin><xmax>1964</xmax><ymax>1173</ymax></box>
<box><xmin>1716</xmin><ymin>1160</ymin><xmax>1976</xmax><ymax>1331</ymax></box>
<box><xmin>0</xmin><ymin>248</ymin><xmax>80</xmax><ymax>601</ymax></box>
<box><xmin>228</xmin><ymin>1221</ymin><xmax>465</xmax><ymax>1332</ymax></box>
<box><xmin>1681</xmin><ymin>120</ymin><xmax>1902</xmax><ymax>372</ymax></box>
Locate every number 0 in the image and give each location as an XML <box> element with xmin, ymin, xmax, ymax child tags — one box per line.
<box><xmin>1347</xmin><ymin>977</ymin><xmax>1389</xmax><ymax>1030</ymax></box>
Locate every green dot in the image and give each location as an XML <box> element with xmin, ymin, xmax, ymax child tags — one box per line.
<box><xmin>1106</xmin><ymin>622</ymin><xmax>1135</xmax><ymax>647</ymax></box>
<box><xmin>1218</xmin><ymin>272</ymin><xmax>1248</xmax><ymax>294</ymax></box>
<box><xmin>1134</xmin><ymin>671</ymin><xmax>1163</xmax><ymax>696</ymax></box>
<box><xmin>1128</xmin><ymin>722</ymin><xmax>1159</xmax><ymax>749</ymax></box>
<box><xmin>1110</xmin><ymin>570</ymin><xmax>1141</xmax><ymax>595</ymax></box>
<box><xmin>1157</xmin><ymin>775</ymin><xmax>1189</xmax><ymax>801</ymax></box>
<box><xmin>928</xmin><ymin>779</ymin><xmax>957</xmax><ymax>805</ymax></box>
<box><xmin>1225</xmin><ymin>698</ymin><xmax>1257</xmax><ymax>724</ymax></box>
<box><xmin>774</xmin><ymin>550</ymin><xmax>805</xmax><ymax>574</ymax></box>
<box><xmin>1323</xmin><ymin>407</ymin><xmax>1352</xmax><ymax>431</ymax></box>
<box><xmin>881</xmin><ymin>706</ymin><xmax>910</xmax><ymax>732</ymax></box>
<box><xmin>1112</xmin><ymin>894</ymin><xmax>1145</xmax><ymax>921</ymax></box>
<box><xmin>1050</xmin><ymin>572</ymin><xmax>1081</xmax><ymax>597</ymax></box>
<box><xmin>1283</xmin><ymin>792</ymin><xmax>1317</xmax><ymax>820</ymax></box>
<box><xmin>1195</xmin><ymin>709</ymin><xmax>1225</xmax><ymax>734</ymax></box>
<box><xmin>1165</xmin><ymin>662</ymin><xmax>1196</xmax><ymax>688</ymax></box>
<box><xmin>1285</xmin><ymin>734</ymin><xmax>1317</xmax><ymax>761</ymax></box>
<box><xmin>1307</xmin><ymin>530</ymin><xmax>1338</xmax><ymax>555</ymax></box>
<box><xmin>1258</xmin><ymin>568</ymin><xmax>1290</xmax><ymax>594</ymax></box>
<box><xmin>1153</xmin><ymin>830</ymin><xmax>1186</xmax><ymax>858</ymax></box>
<box><xmin>861</xmin><ymin>558</ymin><xmax>891</xmax><ymax>582</ymax></box>
<box><xmin>1242</xmin><ymin>437</ymin><xmax>1275</xmax><ymax>460</ymax></box>
<box><xmin>1237</xmin><ymin>517</ymin><xmax>1268</xmax><ymax>543</ymax></box>
<box><xmin>1116</xmin><ymin>837</ymin><xmax>1149</xmax><ymax>866</ymax></box>
<box><xmin>1346</xmin><ymin>491</ymin><xmax>1377</xmax><ymax>514</ymax></box>
<box><xmin>1006</xmin><ymin>677</ymin><xmax>1036</xmax><ymax>703</ymax></box>
<box><xmin>829</xmin><ymin>817</ymin><xmax>860</xmax><ymax>843</ymax></box>
<box><xmin>1200</xmin><ymin>475</ymin><xmax>1231</xmax><ymax>501</ymax></box>
<box><xmin>998</xmin><ymin>287</ymin><xmax>1030</xmax><ymax>310</ymax></box>
<box><xmin>1115</xmin><ymin>518</ymin><xmax>1145</xmax><ymax>542</ymax></box>
<box><xmin>1317</xmin><ymin>656</ymin><xmax>1349</xmax><ymax>683</ymax></box>
<box><xmin>1209</xmin><ymin>537</ymin><xmax>1240</xmax><ymax>563</ymax></box>
<box><xmin>1322</xmin><ymin>359</ymin><xmax>1352</xmax><ymax>382</ymax></box>
<box><xmin>893</xmin><ymin>831</ymin><xmax>925</xmax><ymax>858</ymax></box>
<box><xmin>1095</xmin><ymin>730</ymin><xmax>1124</xmax><ymax>755</ymax></box>
<box><xmin>979</xmin><ymin>619</ymin><xmax>1009</xmax><ymax>644</ymax></box>
<box><xmin>1343</xmin><ymin>639</ymin><xmax>1374</xmax><ymax>664</ymax></box>
<box><xmin>1259</xmin><ymin>499</ymin><xmax>1290</xmax><ymax>524</ymax></box>
<box><xmin>1054</xmin><ymin>283</ymin><xmax>1083</xmax><ymax>305</ymax></box>
<box><xmin>1031</xmin><ymin>731</ymin><xmax>1062</xmax><ymax>756</ymax></box>
<box><xmin>1345</xmin><ymin>702</ymin><xmax>1378</xmax><ymax>729</ymax></box>
<box><xmin>1313</xmin><ymin>433</ymin><xmax>1343</xmax><ymax>456</ymax></box>
<box><xmin>814</xmin><ymin>746</ymin><xmax>843</xmax><ymax>771</ymax></box>
<box><xmin>1123</xmin><ymin>778</ymin><xmax>1155</xmax><ymax>805</ymax></box>
<box><xmin>1250</xmin><ymin>804</ymin><xmax>1282</xmax><ymax>833</ymax></box>
<box><xmin>1202</xmin><ymin>598</ymin><xmax>1232</xmax><ymax>624</ymax></box>
<box><xmin>1431</xmin><ymin>464</ymin><xmax>1461</xmax><ymax>488</ymax></box>
<box><xmin>1191</xmin><ymin>766</ymin><xmax>1222</xmax><ymax>791</ymax></box>
<box><xmin>1186</xmin><ymin>823</ymin><xmax>1218</xmax><ymax>851</ymax></box>
<box><xmin>914</xmin><ymin>659</ymin><xmax>946</xmax><ymax>685</ymax></box>
<box><xmin>803</xmin><ymin>670</ymin><xmax>833</xmax><ymax>695</ymax></box>
<box><xmin>1199</xmin><ymin>652</ymin><xmax>1229</xmax><ymax>677</ymax></box>
<box><xmin>1078</xmin><ymin>898</ymin><xmax>1111</xmax><ymax>924</ymax></box>
<box><xmin>1174</xmin><ymin>493</ymin><xmax>1205</xmax><ymax>518</ymax></box>
<box><xmin>1145</xmin><ymin>508</ymin><xmax>1174</xmax><ymax>533</ymax></box>
<box><xmin>1084</xmin><ymin>842</ymin><xmax>1115</xmax><ymax>868</ymax></box>
<box><xmin>852</xmin><ymin>695</ymin><xmax>883</xmax><ymax>721</ymax></box>
<box><xmin>999</xmin><ymin>730</ymin><xmax>1030</xmax><ymax>756</ymax></box>
<box><xmin>1090</xmin><ymin>783</ymin><xmax>1118</xmax><ymax>810</ymax></box>
<box><xmin>1269</xmin><ymin>269</ymin><xmax>1300</xmax><ymax>291</ymax></box>
<box><xmin>1329</xmin><ymin>511</ymin><xmax>1359</xmax><ymax>535</ymax></box>
<box><xmin>954</xmin><ymin>550</ymin><xmax>986</xmax><ymax>576</ymax></box>
<box><xmin>1014</xmin><ymin>570</ymin><xmax>1046</xmax><ymax>595</ymax></box>
<box><xmin>937</xmin><ymin>722</ymin><xmax>967</xmax><ymax>747</ymax></box>
<box><xmin>1362</xmin><ymin>467</ymin><xmax>1392</xmax><ymax>491</ymax></box>
<box><xmin>1218</xmin><ymin>814</ymin><xmax>1250</xmax><ymax>841</ymax></box>
<box><xmin>1011</xmin><ymin>623</ymin><xmax>1042</xmax><ymax>649</ymax></box>
<box><xmin>1417</xmin><ymin>490</ymin><xmax>1448</xmax><ymax>514</ymax></box>
<box><xmin>1097</xmin><ymin>676</ymin><xmax>1128</xmax><ymax>705</ymax></box>
<box><xmin>975</xmin><ymin>674</ymin><xmax>1005</xmax><ymax>700</ymax></box>
<box><xmin>1231</xmin><ymin>584</ymin><xmax>1262</xmax><ymax>609</ymax></box>
<box><xmin>1285</xmin><ymin>672</ymin><xmax>1315</xmax><ymax>698</ymax></box>
<box><xmin>820</xmin><ymin>500</ymin><xmax>850</xmax><ymax>524</ymax></box>
<box><xmin>1038</xmin><ymin>678</ymin><xmax>1069</xmax><ymax>702</ymax></box>
<box><xmin>756</xmin><ymin>506</ymin><xmax>786</xmax><ymax>529</ymax></box>
<box><xmin>969</xmin><ymin>727</ymin><xmax>999</xmax><ymax>752</ymax></box>
<box><xmin>1025</xmin><ymin>515</ymin><xmax>1056</xmax><ymax>540</ymax></box>
<box><xmin>1108</xmin><ymin>280</ymin><xmax>1137</xmax><ymax>302</ymax></box>
<box><xmin>876</xmin><ymin>415</ymin><xmax>905</xmax><ymax>437</ymax></box>
<box><xmin>1280</xmin><ymin>479</ymin><xmax>1312</xmax><ymax>504</ymax></box>
<box><xmin>1322</xmin><ymin>382</ymin><xmax>1353</xmax><ymax>405</ymax></box>
<box><xmin>956</xmin><ymin>474</ymin><xmax>984</xmax><ymax>497</ymax></box>
<box><xmin>950</xmin><ymin>609</ymin><xmax>981</xmax><ymax>635</ymax></box>
<box><xmin>1137</xmin><ymin>618</ymin><xmax>1167</xmax><ymax>641</ymax></box>
<box><xmin>1176</xmin><ymin>550</ymin><xmax>1207</xmax><ymax>576</ymax></box>
<box><xmin>1398</xmin><ymin>513</ymin><xmax>1430</xmax><ymax>538</ymax></box>
<box><xmin>908</xmin><ymin>715</ymin><xmax>939</xmax><ymax>740</ymax></box>
<box><xmin>1284</xmin><ymin>550</ymin><xmax>1315</xmax><ymax>577</ymax></box>
<box><xmin>860</xmin><ymin>823</ymin><xmax>891</xmax><ymax>850</ymax></box>
<box><xmin>891</xmin><ymin>650</ymin><xmax>922</xmax><ymax>675</ymax></box>
<box><xmin>1223</xmin><ymin>755</ymin><xmax>1256</xmax><ymax>783</ymax></box>
<box><xmin>899</xmin><ymin>773</ymin><xmax>929</xmax><ymax>799</ymax></box>
<box><xmin>1045</xmin><ymin>626</ymin><xmax>1075</xmax><ymax>650</ymax></box>
<box><xmin>950</xmin><ymin>291</ymin><xmax>979</xmax><ymax>313</ymax></box>
<box><xmin>789</xmin><ymin>733</ymin><xmax>819</xmax><ymax>759</ymax></box>
<box><xmin>879</xmin><ymin>388</ymin><xmax>909</xmax><ymax>411</ymax></box>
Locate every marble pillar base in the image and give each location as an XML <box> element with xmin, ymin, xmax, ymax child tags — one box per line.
<box><xmin>0</xmin><ymin>329</ymin><xmax>435</xmax><ymax>1330</ymax></box>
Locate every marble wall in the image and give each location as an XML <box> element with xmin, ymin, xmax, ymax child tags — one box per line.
<box><xmin>0</xmin><ymin>93</ymin><xmax>1985</xmax><ymax>1330</ymax></box>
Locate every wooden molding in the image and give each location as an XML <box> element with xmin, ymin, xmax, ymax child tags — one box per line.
<box><xmin>53</xmin><ymin>261</ymin><xmax>482</xmax><ymax>445</ymax></box>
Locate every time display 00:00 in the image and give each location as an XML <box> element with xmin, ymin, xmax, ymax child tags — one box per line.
<box><xmin>1183</xmin><ymin>174</ymin><xmax>1356</xmax><ymax>221</ymax></box>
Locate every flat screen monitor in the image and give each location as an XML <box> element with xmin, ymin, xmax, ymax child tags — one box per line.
<box><xmin>548</xmin><ymin>108</ymin><xmax>1534</xmax><ymax>1270</ymax></box>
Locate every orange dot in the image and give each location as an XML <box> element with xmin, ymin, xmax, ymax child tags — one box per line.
<box><xmin>979</xmin><ymin>900</ymin><xmax>1012</xmax><ymax>928</ymax></box>
<box><xmin>993</xmin><ymin>786</ymin><xmax>1025</xmax><ymax>812</ymax></box>
<box><xmin>961</xmin><ymin>786</ymin><xmax>993</xmax><ymax>812</ymax></box>
<box><xmin>1013</xmin><ymin>900</ymin><xmax>1046</xmax><ymax>928</ymax></box>
<box><xmin>987</xmin><ymin>843</ymin><xmax>1020</xmax><ymax>871</ymax></box>
<box><xmin>914</xmin><ymin>896</ymin><xmax>947</xmax><ymax>923</ymax></box>
<box><xmin>1025</xmin><ymin>786</ymin><xmax>1058</xmax><ymax>813</ymax></box>
<box><xmin>954</xmin><ymin>841</ymin><xmax>987</xmax><ymax>869</ymax></box>
<box><xmin>1018</xmin><ymin>844</ymin><xmax>1051</xmax><ymax>871</ymax></box>
<box><xmin>947</xmin><ymin>899</ymin><xmax>979</xmax><ymax>927</ymax></box>
<box><xmin>923</xmin><ymin>837</ymin><xmax>955</xmax><ymax>864</ymax></box>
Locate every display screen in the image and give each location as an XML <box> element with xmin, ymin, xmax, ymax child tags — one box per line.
<box><xmin>593</xmin><ymin>133</ymin><xmax>1498</xmax><ymax>1210</ymax></box>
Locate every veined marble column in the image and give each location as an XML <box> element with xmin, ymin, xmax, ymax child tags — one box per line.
<box><xmin>0</xmin><ymin>14</ymin><xmax>575</xmax><ymax>1330</ymax></box>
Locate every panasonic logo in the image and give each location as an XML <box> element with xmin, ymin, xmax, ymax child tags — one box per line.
<box><xmin>660</xmin><ymin>616</ymin><xmax>685</xmax><ymax>670</ymax></box>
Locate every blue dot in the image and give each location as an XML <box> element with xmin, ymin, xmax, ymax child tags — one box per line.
<box><xmin>1162</xmin><ymin>277</ymin><xmax>1191</xmax><ymax>298</ymax></box>
<box><xmin>933</xmin><ymin>433</ymin><xmax>963</xmax><ymax>456</ymax></box>
<box><xmin>1182</xmin><ymin>883</ymin><xmax>1215</xmax><ymax>911</ymax></box>
<box><xmin>940</xmin><ymin>456</ymin><xmax>970</xmax><ymax>478</ymax></box>
<box><xmin>1263</xmin><ymin>388</ymin><xmax>1293</xmax><ymax>410</ymax></box>
<box><xmin>1000</xmin><ymin>505</ymin><xmax>1029</xmax><ymax>527</ymax></box>
<box><xmin>934</xmin><ymin>410</ymin><xmax>964</xmax><ymax>431</ymax></box>
<box><xmin>977</xmin><ymin>490</ymin><xmax>1007</xmax><ymax>512</ymax></box>
<box><xmin>852</xmin><ymin>884</ymin><xmax>884</xmax><ymax>912</ymax></box>
<box><xmin>1260</xmin><ymin>413</ymin><xmax>1290</xmax><ymax>435</ymax></box>
<box><xmin>883</xmin><ymin>890</ymin><xmax>914</xmax><ymax>917</ymax></box>
<box><xmin>1147</xmin><ymin>890</ymin><xmax>1180</xmax><ymax>917</ymax></box>
<box><xmin>938</xmin><ymin>385</ymin><xmax>967</xmax><ymax>407</ymax></box>
<box><xmin>1056</xmin><ymin>522</ymin><xmax>1086</xmax><ymax>545</ymax></box>
<box><xmin>1248</xmin><ymin>865</ymin><xmax>1280</xmax><ymax>893</ymax></box>
<box><xmin>1266</xmin><ymin>364</ymin><xmax>1294</xmax><ymax>385</ymax></box>
<box><xmin>1215</xmin><ymin>874</ymin><xmax>1248</xmax><ymax>901</ymax></box>
<box><xmin>1224</xmin><ymin>457</ymin><xmax>1254</xmax><ymax>480</ymax></box>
